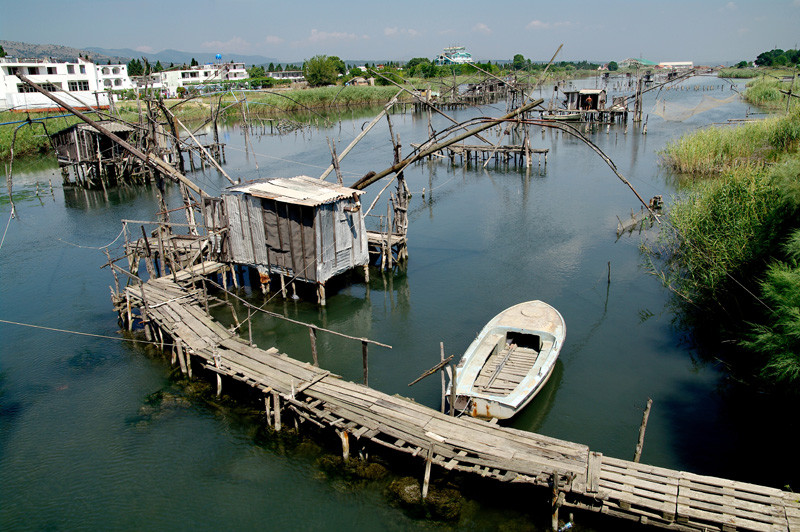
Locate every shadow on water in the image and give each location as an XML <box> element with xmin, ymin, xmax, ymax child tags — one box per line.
<box><xmin>507</xmin><ymin>361</ymin><xmax>565</xmax><ymax>433</ymax></box>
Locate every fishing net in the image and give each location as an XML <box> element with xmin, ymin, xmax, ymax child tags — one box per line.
<box><xmin>652</xmin><ymin>93</ymin><xmax>739</xmax><ymax>121</ymax></box>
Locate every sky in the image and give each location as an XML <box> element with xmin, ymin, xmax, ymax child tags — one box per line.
<box><xmin>2</xmin><ymin>0</ymin><xmax>799</xmax><ymax>64</ymax></box>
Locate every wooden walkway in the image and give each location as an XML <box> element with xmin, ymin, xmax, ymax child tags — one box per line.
<box><xmin>411</xmin><ymin>142</ymin><xmax>548</xmax><ymax>168</ymax></box>
<box><xmin>119</xmin><ymin>268</ymin><xmax>800</xmax><ymax>532</ymax></box>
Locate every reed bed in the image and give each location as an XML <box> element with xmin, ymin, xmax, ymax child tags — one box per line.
<box><xmin>661</xmin><ymin>109</ymin><xmax>800</xmax><ymax>176</ymax></box>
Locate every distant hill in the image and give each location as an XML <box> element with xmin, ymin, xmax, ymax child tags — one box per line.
<box><xmin>85</xmin><ymin>46</ymin><xmax>279</xmax><ymax>67</ymax></box>
<box><xmin>0</xmin><ymin>40</ymin><xmax>129</xmax><ymax>64</ymax></box>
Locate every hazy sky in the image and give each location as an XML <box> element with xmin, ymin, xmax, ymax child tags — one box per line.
<box><xmin>2</xmin><ymin>0</ymin><xmax>798</xmax><ymax>63</ymax></box>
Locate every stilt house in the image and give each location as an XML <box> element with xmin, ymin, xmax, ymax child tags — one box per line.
<box><xmin>50</xmin><ymin>121</ymin><xmax>136</xmax><ymax>186</ymax></box>
<box><xmin>563</xmin><ymin>89</ymin><xmax>606</xmax><ymax>111</ymax></box>
<box><xmin>216</xmin><ymin>176</ymin><xmax>368</xmax><ymax>303</ymax></box>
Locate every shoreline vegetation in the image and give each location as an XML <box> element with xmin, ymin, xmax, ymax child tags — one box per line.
<box><xmin>651</xmin><ymin>84</ymin><xmax>800</xmax><ymax>386</ymax></box>
<box><xmin>0</xmin><ymin>64</ymin><xmax>601</xmax><ymax>162</ymax></box>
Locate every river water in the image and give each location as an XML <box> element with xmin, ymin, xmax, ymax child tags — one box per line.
<box><xmin>1</xmin><ymin>75</ymin><xmax>796</xmax><ymax>530</ymax></box>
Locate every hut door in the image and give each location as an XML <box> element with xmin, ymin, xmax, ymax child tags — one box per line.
<box><xmin>334</xmin><ymin>202</ymin><xmax>356</xmax><ymax>267</ymax></box>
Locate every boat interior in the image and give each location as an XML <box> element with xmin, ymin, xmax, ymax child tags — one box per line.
<box><xmin>472</xmin><ymin>330</ymin><xmax>553</xmax><ymax>397</ymax></box>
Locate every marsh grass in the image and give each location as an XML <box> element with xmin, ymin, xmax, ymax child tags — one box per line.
<box><xmin>651</xmin><ymin>167</ymin><xmax>790</xmax><ymax>305</ymax></box>
<box><xmin>718</xmin><ymin>68</ymin><xmax>760</xmax><ymax>79</ymax></box>
<box><xmin>661</xmin><ymin>109</ymin><xmax>800</xmax><ymax>176</ymax></box>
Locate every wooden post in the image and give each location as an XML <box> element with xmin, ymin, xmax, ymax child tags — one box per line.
<box><xmin>272</xmin><ymin>391</ymin><xmax>281</xmax><ymax>431</ymax></box>
<box><xmin>633</xmin><ymin>398</ymin><xmax>653</xmax><ymax>463</ymax></box>
<box><xmin>214</xmin><ymin>351</ymin><xmax>222</xmax><ymax>396</ymax></box>
<box><xmin>440</xmin><ymin>342</ymin><xmax>446</xmax><ymax>414</ymax></box>
<box><xmin>264</xmin><ymin>393</ymin><xmax>272</xmax><ymax>424</ymax></box>
<box><xmin>422</xmin><ymin>442</ymin><xmax>434</xmax><ymax>500</ymax></box>
<box><xmin>338</xmin><ymin>429</ymin><xmax>350</xmax><ymax>460</ymax></box>
<box><xmin>309</xmin><ymin>326</ymin><xmax>319</xmax><ymax>367</ymax></box>
<box><xmin>176</xmin><ymin>339</ymin><xmax>187</xmax><ymax>374</ymax></box>
<box><xmin>551</xmin><ymin>471</ymin><xmax>561</xmax><ymax>531</ymax></box>
<box><xmin>362</xmin><ymin>340</ymin><xmax>369</xmax><ymax>386</ymax></box>
<box><xmin>449</xmin><ymin>363</ymin><xmax>457</xmax><ymax>417</ymax></box>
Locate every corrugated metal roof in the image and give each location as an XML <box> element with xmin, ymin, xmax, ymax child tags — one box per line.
<box><xmin>227</xmin><ymin>176</ymin><xmax>364</xmax><ymax>207</ymax></box>
<box><xmin>562</xmin><ymin>89</ymin><xmax>606</xmax><ymax>95</ymax></box>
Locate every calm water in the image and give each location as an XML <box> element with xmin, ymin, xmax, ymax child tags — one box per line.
<box><xmin>1</xmin><ymin>76</ymin><xmax>796</xmax><ymax>530</ymax></box>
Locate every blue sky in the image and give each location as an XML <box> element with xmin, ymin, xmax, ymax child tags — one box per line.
<box><xmin>2</xmin><ymin>0</ymin><xmax>799</xmax><ymax>63</ymax></box>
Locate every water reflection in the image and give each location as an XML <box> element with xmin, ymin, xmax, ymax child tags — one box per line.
<box><xmin>507</xmin><ymin>360</ymin><xmax>564</xmax><ymax>433</ymax></box>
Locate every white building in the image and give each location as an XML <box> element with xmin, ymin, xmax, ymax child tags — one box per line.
<box><xmin>658</xmin><ymin>61</ymin><xmax>694</xmax><ymax>70</ymax></box>
<box><xmin>0</xmin><ymin>57</ymin><xmax>133</xmax><ymax>112</ymax></box>
<box><xmin>267</xmin><ymin>70</ymin><xmax>304</xmax><ymax>82</ymax></box>
<box><xmin>96</xmin><ymin>64</ymin><xmax>134</xmax><ymax>91</ymax></box>
<box><xmin>156</xmin><ymin>62</ymin><xmax>249</xmax><ymax>96</ymax></box>
<box><xmin>435</xmin><ymin>46</ymin><xmax>474</xmax><ymax>66</ymax></box>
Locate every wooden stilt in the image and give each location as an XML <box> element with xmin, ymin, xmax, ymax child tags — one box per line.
<box><xmin>338</xmin><ymin>429</ymin><xmax>350</xmax><ymax>460</ymax></box>
<box><xmin>422</xmin><ymin>443</ymin><xmax>434</xmax><ymax>500</ymax></box>
<box><xmin>176</xmin><ymin>340</ymin><xmax>187</xmax><ymax>374</ymax></box>
<box><xmin>272</xmin><ymin>391</ymin><xmax>281</xmax><ymax>431</ymax></box>
<box><xmin>362</xmin><ymin>340</ymin><xmax>369</xmax><ymax>386</ymax></box>
<box><xmin>309</xmin><ymin>326</ymin><xmax>319</xmax><ymax>367</ymax></box>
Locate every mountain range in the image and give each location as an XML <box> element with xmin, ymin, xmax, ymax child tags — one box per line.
<box><xmin>1</xmin><ymin>40</ymin><xmax>283</xmax><ymax>66</ymax></box>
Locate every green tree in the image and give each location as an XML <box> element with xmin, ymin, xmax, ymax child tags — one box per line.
<box><xmin>154</xmin><ymin>60</ymin><xmax>163</xmax><ymax>72</ymax></box>
<box><xmin>0</xmin><ymin>45</ymin><xmax>6</xmax><ymax>58</ymax></box>
<box><xmin>247</xmin><ymin>65</ymin><xmax>266</xmax><ymax>78</ymax></box>
<box><xmin>190</xmin><ymin>57</ymin><xmax>198</xmax><ymax>67</ymax></box>
<box><xmin>328</xmin><ymin>56</ymin><xmax>347</xmax><ymax>75</ymax></box>
<box><xmin>303</xmin><ymin>55</ymin><xmax>338</xmax><ymax>86</ymax></box>
<box><xmin>268</xmin><ymin>62</ymin><xmax>275</xmax><ymax>72</ymax></box>
<box><xmin>736</xmin><ymin>60</ymin><xmax>749</xmax><ymax>68</ymax></box>
<box><xmin>127</xmin><ymin>58</ymin><xmax>144</xmax><ymax>76</ymax></box>
<box><xmin>512</xmin><ymin>53</ymin><xmax>526</xmax><ymax>71</ymax></box>
<box><xmin>608</xmin><ymin>61</ymin><xmax>618</xmax><ymax>71</ymax></box>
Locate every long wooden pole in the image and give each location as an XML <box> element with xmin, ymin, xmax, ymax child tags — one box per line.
<box><xmin>633</xmin><ymin>398</ymin><xmax>653</xmax><ymax>463</ymax></box>
<box><xmin>351</xmin><ymin>98</ymin><xmax>543</xmax><ymax>190</ymax></box>
<box><xmin>16</xmin><ymin>74</ymin><xmax>205</xmax><ymax>196</ymax></box>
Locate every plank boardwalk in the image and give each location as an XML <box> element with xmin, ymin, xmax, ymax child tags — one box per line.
<box><xmin>121</xmin><ymin>269</ymin><xmax>799</xmax><ymax>532</ymax></box>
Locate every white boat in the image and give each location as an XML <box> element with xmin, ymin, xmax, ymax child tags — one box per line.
<box><xmin>450</xmin><ymin>301</ymin><xmax>565</xmax><ymax>420</ymax></box>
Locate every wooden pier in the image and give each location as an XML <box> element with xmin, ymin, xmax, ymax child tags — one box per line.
<box><xmin>412</xmin><ymin>142</ymin><xmax>548</xmax><ymax>168</ymax></box>
<box><xmin>112</xmin><ymin>264</ymin><xmax>800</xmax><ymax>532</ymax></box>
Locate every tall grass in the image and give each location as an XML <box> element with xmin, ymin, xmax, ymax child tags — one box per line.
<box><xmin>0</xmin><ymin>111</ymin><xmax>84</xmax><ymax>160</ymax></box>
<box><xmin>650</xmin><ymin>167</ymin><xmax>790</xmax><ymax>306</ymax></box>
<box><xmin>718</xmin><ymin>68</ymin><xmax>760</xmax><ymax>79</ymax></box>
<box><xmin>661</xmin><ymin>109</ymin><xmax>800</xmax><ymax>175</ymax></box>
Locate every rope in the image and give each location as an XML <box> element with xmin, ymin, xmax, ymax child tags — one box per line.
<box><xmin>56</xmin><ymin>222</ymin><xmax>127</xmax><ymax>250</ymax></box>
<box><xmin>0</xmin><ymin>317</ymin><xmax>174</xmax><ymax>347</ymax></box>
<box><xmin>0</xmin><ymin>211</ymin><xmax>12</xmax><ymax>252</ymax></box>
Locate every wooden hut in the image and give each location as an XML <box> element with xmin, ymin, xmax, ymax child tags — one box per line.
<box><xmin>217</xmin><ymin>176</ymin><xmax>368</xmax><ymax>304</ymax></box>
<box><xmin>50</xmin><ymin>121</ymin><xmax>136</xmax><ymax>188</ymax></box>
<box><xmin>562</xmin><ymin>88</ymin><xmax>606</xmax><ymax>111</ymax></box>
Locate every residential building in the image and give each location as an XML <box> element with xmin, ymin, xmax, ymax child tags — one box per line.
<box><xmin>156</xmin><ymin>62</ymin><xmax>249</xmax><ymax>96</ymax></box>
<box><xmin>0</xmin><ymin>56</ymin><xmax>125</xmax><ymax>111</ymax></box>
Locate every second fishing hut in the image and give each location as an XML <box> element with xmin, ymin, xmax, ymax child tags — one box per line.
<box><xmin>215</xmin><ymin>176</ymin><xmax>368</xmax><ymax>305</ymax></box>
